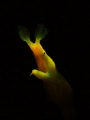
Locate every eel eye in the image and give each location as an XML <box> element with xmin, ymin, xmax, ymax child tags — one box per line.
<box><xmin>43</xmin><ymin>52</ymin><xmax>46</xmax><ymax>55</ymax></box>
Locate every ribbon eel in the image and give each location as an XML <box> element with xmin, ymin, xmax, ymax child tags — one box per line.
<box><xmin>18</xmin><ymin>24</ymin><xmax>77</xmax><ymax>120</ymax></box>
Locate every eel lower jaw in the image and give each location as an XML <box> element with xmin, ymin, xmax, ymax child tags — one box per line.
<box><xmin>30</xmin><ymin>69</ymin><xmax>51</xmax><ymax>80</ymax></box>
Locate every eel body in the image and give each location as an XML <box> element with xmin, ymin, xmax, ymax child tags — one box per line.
<box><xmin>18</xmin><ymin>24</ymin><xmax>77</xmax><ymax>120</ymax></box>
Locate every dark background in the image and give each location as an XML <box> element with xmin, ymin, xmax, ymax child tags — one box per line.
<box><xmin>0</xmin><ymin>1</ymin><xmax>89</xmax><ymax>120</ymax></box>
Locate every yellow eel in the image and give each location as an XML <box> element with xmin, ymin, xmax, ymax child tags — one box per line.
<box><xmin>18</xmin><ymin>24</ymin><xmax>77</xmax><ymax>120</ymax></box>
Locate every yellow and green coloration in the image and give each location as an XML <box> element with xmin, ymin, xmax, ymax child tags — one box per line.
<box><xmin>18</xmin><ymin>24</ymin><xmax>77</xmax><ymax>120</ymax></box>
